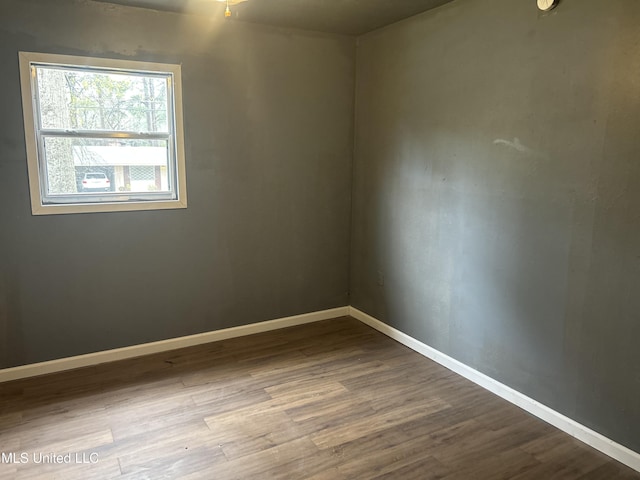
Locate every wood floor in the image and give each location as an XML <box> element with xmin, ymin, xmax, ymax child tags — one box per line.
<box><xmin>0</xmin><ymin>317</ymin><xmax>638</xmax><ymax>480</ymax></box>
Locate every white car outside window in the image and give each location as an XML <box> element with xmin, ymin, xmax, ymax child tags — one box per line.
<box><xmin>81</xmin><ymin>172</ymin><xmax>111</xmax><ymax>192</ymax></box>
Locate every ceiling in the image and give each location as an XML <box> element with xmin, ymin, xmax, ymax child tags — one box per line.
<box><xmin>93</xmin><ymin>0</ymin><xmax>455</xmax><ymax>36</ymax></box>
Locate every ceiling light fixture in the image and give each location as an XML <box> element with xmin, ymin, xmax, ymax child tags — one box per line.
<box><xmin>217</xmin><ymin>0</ymin><xmax>249</xmax><ymax>19</ymax></box>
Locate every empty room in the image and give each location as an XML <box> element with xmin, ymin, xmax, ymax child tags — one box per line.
<box><xmin>0</xmin><ymin>0</ymin><xmax>639</xmax><ymax>478</ymax></box>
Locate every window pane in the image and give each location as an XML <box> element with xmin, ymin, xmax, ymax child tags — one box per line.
<box><xmin>36</xmin><ymin>67</ymin><xmax>169</xmax><ymax>133</ymax></box>
<box><xmin>42</xmin><ymin>137</ymin><xmax>171</xmax><ymax>196</ymax></box>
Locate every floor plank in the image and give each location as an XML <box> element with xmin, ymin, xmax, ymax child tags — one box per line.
<box><xmin>0</xmin><ymin>317</ymin><xmax>638</xmax><ymax>479</ymax></box>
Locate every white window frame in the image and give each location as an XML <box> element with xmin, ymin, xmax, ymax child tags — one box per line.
<box><xmin>19</xmin><ymin>52</ymin><xmax>188</xmax><ymax>215</ymax></box>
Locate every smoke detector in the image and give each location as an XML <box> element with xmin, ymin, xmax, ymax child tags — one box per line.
<box><xmin>537</xmin><ymin>0</ymin><xmax>558</xmax><ymax>11</ymax></box>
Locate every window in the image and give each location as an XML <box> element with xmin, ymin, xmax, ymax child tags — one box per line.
<box><xmin>19</xmin><ymin>52</ymin><xmax>187</xmax><ymax>215</ymax></box>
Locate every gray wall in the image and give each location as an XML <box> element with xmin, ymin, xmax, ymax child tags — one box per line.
<box><xmin>0</xmin><ymin>0</ymin><xmax>354</xmax><ymax>367</ymax></box>
<box><xmin>351</xmin><ymin>0</ymin><xmax>640</xmax><ymax>452</ymax></box>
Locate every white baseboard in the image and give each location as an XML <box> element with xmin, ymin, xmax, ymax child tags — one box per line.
<box><xmin>0</xmin><ymin>306</ymin><xmax>350</xmax><ymax>383</ymax></box>
<box><xmin>349</xmin><ymin>306</ymin><xmax>640</xmax><ymax>474</ymax></box>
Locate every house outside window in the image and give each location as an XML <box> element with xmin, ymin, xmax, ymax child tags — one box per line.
<box><xmin>19</xmin><ymin>52</ymin><xmax>187</xmax><ymax>215</ymax></box>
